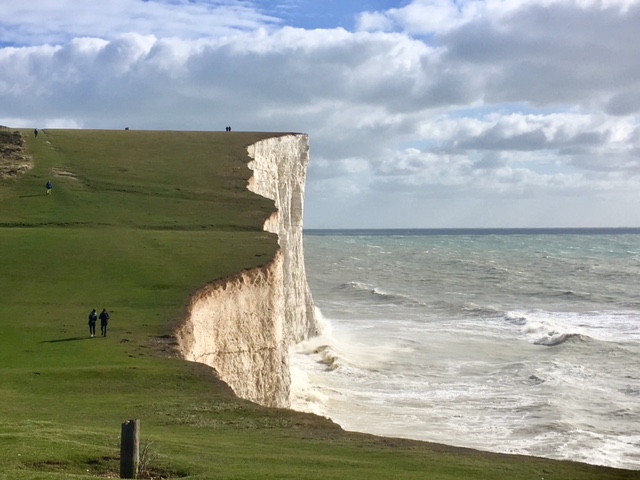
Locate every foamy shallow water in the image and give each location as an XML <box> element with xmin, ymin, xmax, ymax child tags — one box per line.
<box><xmin>292</xmin><ymin>232</ymin><xmax>640</xmax><ymax>470</ymax></box>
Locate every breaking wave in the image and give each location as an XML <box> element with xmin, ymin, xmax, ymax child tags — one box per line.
<box><xmin>337</xmin><ymin>281</ymin><xmax>424</xmax><ymax>307</ymax></box>
<box><xmin>533</xmin><ymin>332</ymin><xmax>591</xmax><ymax>346</ymax></box>
<box><xmin>504</xmin><ymin>311</ymin><xmax>593</xmax><ymax>347</ymax></box>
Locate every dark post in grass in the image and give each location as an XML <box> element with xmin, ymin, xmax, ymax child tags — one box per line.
<box><xmin>120</xmin><ymin>419</ymin><xmax>140</xmax><ymax>478</ymax></box>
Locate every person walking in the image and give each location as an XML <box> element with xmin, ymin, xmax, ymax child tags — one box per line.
<box><xmin>99</xmin><ymin>308</ymin><xmax>110</xmax><ymax>337</ymax></box>
<box><xmin>46</xmin><ymin>181</ymin><xmax>52</xmax><ymax>195</ymax></box>
<box><xmin>88</xmin><ymin>309</ymin><xmax>98</xmax><ymax>337</ymax></box>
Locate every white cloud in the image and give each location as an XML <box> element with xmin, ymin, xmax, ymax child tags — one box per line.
<box><xmin>358</xmin><ymin>0</ymin><xmax>639</xmax><ymax>35</ymax></box>
<box><xmin>356</xmin><ymin>11</ymin><xmax>396</xmax><ymax>32</ymax></box>
<box><xmin>0</xmin><ymin>0</ymin><xmax>278</xmax><ymax>46</ymax></box>
<box><xmin>1</xmin><ymin>0</ymin><xmax>640</xmax><ymax>227</ymax></box>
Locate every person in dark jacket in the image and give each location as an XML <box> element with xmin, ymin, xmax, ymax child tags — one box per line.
<box><xmin>99</xmin><ymin>309</ymin><xmax>110</xmax><ymax>337</ymax></box>
<box><xmin>88</xmin><ymin>309</ymin><xmax>98</xmax><ymax>337</ymax></box>
<box><xmin>46</xmin><ymin>181</ymin><xmax>52</xmax><ymax>195</ymax></box>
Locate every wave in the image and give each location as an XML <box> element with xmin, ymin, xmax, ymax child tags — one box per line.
<box><xmin>292</xmin><ymin>336</ymin><xmax>343</xmax><ymax>373</ymax></box>
<box><xmin>553</xmin><ymin>290</ymin><xmax>594</xmax><ymax>301</ymax></box>
<box><xmin>503</xmin><ymin>310</ymin><xmax>595</xmax><ymax>347</ymax></box>
<box><xmin>504</xmin><ymin>311</ymin><xmax>532</xmax><ymax>326</ymax></box>
<box><xmin>338</xmin><ymin>281</ymin><xmax>397</xmax><ymax>300</ymax></box>
<box><xmin>312</xmin><ymin>344</ymin><xmax>341</xmax><ymax>370</ymax></box>
<box><xmin>462</xmin><ymin>303</ymin><xmax>503</xmax><ymax>317</ymax></box>
<box><xmin>533</xmin><ymin>332</ymin><xmax>591</xmax><ymax>347</ymax></box>
<box><xmin>295</xmin><ymin>306</ymin><xmax>410</xmax><ymax>374</ymax></box>
<box><xmin>337</xmin><ymin>281</ymin><xmax>425</xmax><ymax>307</ymax></box>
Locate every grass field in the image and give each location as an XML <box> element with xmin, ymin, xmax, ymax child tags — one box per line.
<box><xmin>1</xmin><ymin>128</ymin><xmax>638</xmax><ymax>479</ymax></box>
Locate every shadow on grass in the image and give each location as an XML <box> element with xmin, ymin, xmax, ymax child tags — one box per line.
<box><xmin>41</xmin><ymin>336</ymin><xmax>92</xmax><ymax>343</ymax></box>
<box><xmin>19</xmin><ymin>194</ymin><xmax>46</xmax><ymax>198</ymax></box>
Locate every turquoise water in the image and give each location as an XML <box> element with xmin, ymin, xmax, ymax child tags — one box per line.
<box><xmin>292</xmin><ymin>230</ymin><xmax>640</xmax><ymax>469</ymax></box>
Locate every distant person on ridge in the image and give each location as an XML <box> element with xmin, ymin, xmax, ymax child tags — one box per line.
<box><xmin>99</xmin><ymin>309</ymin><xmax>110</xmax><ymax>337</ymax></box>
<box><xmin>46</xmin><ymin>181</ymin><xmax>52</xmax><ymax>195</ymax></box>
<box><xmin>34</xmin><ymin>128</ymin><xmax>38</xmax><ymax>137</ymax></box>
<box><xmin>88</xmin><ymin>309</ymin><xmax>98</xmax><ymax>337</ymax></box>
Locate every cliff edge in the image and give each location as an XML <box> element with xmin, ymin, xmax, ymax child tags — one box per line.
<box><xmin>176</xmin><ymin>134</ymin><xmax>318</xmax><ymax>408</ymax></box>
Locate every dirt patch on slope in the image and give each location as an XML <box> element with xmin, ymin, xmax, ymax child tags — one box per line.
<box><xmin>0</xmin><ymin>126</ymin><xmax>33</xmax><ymax>179</ymax></box>
<box><xmin>51</xmin><ymin>168</ymin><xmax>78</xmax><ymax>180</ymax></box>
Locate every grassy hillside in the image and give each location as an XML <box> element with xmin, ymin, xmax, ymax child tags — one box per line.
<box><xmin>0</xmin><ymin>128</ymin><xmax>637</xmax><ymax>480</ymax></box>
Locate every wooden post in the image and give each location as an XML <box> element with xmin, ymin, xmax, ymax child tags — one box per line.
<box><xmin>120</xmin><ymin>419</ymin><xmax>140</xmax><ymax>479</ymax></box>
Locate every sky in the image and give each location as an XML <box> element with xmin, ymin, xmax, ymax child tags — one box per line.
<box><xmin>1</xmin><ymin>0</ymin><xmax>639</xmax><ymax>228</ymax></box>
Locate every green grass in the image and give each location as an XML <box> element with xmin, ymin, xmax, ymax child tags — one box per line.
<box><xmin>1</xmin><ymin>128</ymin><xmax>638</xmax><ymax>480</ymax></box>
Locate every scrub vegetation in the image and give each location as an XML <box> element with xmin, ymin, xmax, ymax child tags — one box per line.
<box><xmin>0</xmin><ymin>128</ymin><xmax>637</xmax><ymax>479</ymax></box>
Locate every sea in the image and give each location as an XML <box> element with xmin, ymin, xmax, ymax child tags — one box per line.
<box><xmin>290</xmin><ymin>229</ymin><xmax>640</xmax><ymax>470</ymax></box>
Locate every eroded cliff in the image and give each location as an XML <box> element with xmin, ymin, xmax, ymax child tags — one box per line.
<box><xmin>176</xmin><ymin>134</ymin><xmax>318</xmax><ymax>408</ymax></box>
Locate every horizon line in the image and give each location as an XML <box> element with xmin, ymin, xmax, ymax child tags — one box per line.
<box><xmin>304</xmin><ymin>227</ymin><xmax>640</xmax><ymax>234</ymax></box>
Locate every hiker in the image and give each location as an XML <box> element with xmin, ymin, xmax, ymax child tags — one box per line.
<box><xmin>99</xmin><ymin>309</ymin><xmax>110</xmax><ymax>337</ymax></box>
<box><xmin>34</xmin><ymin>128</ymin><xmax>38</xmax><ymax>137</ymax></box>
<box><xmin>46</xmin><ymin>181</ymin><xmax>52</xmax><ymax>195</ymax></box>
<box><xmin>88</xmin><ymin>309</ymin><xmax>98</xmax><ymax>337</ymax></box>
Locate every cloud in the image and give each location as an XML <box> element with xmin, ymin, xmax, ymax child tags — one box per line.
<box><xmin>1</xmin><ymin>0</ymin><xmax>640</xmax><ymax>227</ymax></box>
<box><xmin>0</xmin><ymin>0</ymin><xmax>279</xmax><ymax>46</ymax></box>
<box><xmin>356</xmin><ymin>11</ymin><xmax>396</xmax><ymax>32</ymax></box>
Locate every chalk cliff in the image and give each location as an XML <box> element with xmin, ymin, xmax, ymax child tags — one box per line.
<box><xmin>176</xmin><ymin>134</ymin><xmax>318</xmax><ymax>408</ymax></box>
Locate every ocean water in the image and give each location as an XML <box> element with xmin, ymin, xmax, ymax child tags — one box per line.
<box><xmin>291</xmin><ymin>229</ymin><xmax>640</xmax><ymax>470</ymax></box>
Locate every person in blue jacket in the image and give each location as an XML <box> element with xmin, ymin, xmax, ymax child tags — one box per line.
<box><xmin>99</xmin><ymin>309</ymin><xmax>110</xmax><ymax>337</ymax></box>
<box><xmin>46</xmin><ymin>181</ymin><xmax>52</xmax><ymax>195</ymax></box>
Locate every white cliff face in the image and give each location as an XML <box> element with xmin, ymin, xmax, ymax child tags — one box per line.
<box><xmin>246</xmin><ymin>135</ymin><xmax>317</xmax><ymax>345</ymax></box>
<box><xmin>177</xmin><ymin>134</ymin><xmax>317</xmax><ymax>408</ymax></box>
